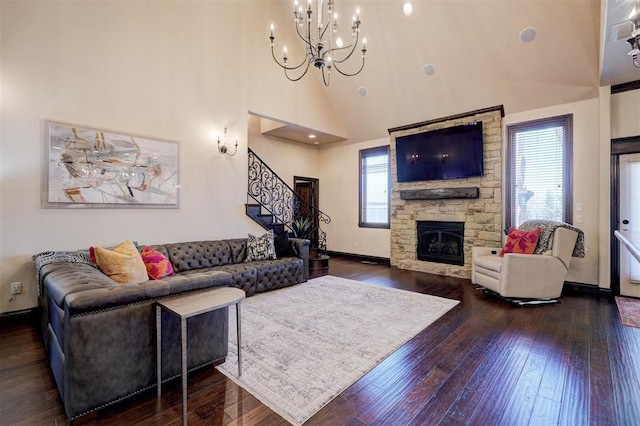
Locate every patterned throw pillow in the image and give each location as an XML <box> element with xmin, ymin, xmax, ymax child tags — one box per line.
<box><xmin>94</xmin><ymin>240</ymin><xmax>148</xmax><ymax>285</ymax></box>
<box><xmin>140</xmin><ymin>246</ymin><xmax>174</xmax><ymax>280</ymax></box>
<box><xmin>246</xmin><ymin>230</ymin><xmax>277</xmax><ymax>262</ymax></box>
<box><xmin>499</xmin><ymin>227</ymin><xmax>541</xmax><ymax>257</ymax></box>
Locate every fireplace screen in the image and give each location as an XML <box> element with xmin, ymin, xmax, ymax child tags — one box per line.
<box><xmin>417</xmin><ymin>221</ymin><xmax>465</xmax><ymax>266</ymax></box>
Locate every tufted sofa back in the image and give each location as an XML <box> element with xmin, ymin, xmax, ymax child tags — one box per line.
<box><xmin>163</xmin><ymin>240</ymin><xmax>245</xmax><ymax>273</ymax></box>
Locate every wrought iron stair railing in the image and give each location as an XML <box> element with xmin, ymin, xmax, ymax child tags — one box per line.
<box><xmin>247</xmin><ymin>148</ymin><xmax>331</xmax><ymax>252</ymax></box>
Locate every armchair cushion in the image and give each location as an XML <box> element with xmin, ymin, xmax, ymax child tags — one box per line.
<box><xmin>473</xmin><ymin>255</ymin><xmax>502</xmax><ymax>277</ymax></box>
<box><xmin>499</xmin><ymin>227</ymin><xmax>541</xmax><ymax>257</ymax></box>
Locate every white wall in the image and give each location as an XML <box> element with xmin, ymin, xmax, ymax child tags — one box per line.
<box><xmin>503</xmin><ymin>98</ymin><xmax>601</xmax><ymax>285</ymax></box>
<box><xmin>611</xmin><ymin>89</ymin><xmax>640</xmax><ymax>138</ymax></box>
<box><xmin>598</xmin><ymin>86</ymin><xmax>612</xmax><ymax>289</ymax></box>
<box><xmin>0</xmin><ymin>1</ymin><xmax>342</xmax><ymax>313</ymax></box>
<box><xmin>319</xmin><ymin>138</ymin><xmax>391</xmax><ymax>259</ymax></box>
<box><xmin>247</xmin><ymin>115</ymin><xmax>322</xmax><ymax>188</ymax></box>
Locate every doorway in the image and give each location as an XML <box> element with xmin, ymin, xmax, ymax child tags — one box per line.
<box><xmin>294</xmin><ymin>177</ymin><xmax>318</xmax><ymax>215</ymax></box>
<box><xmin>294</xmin><ymin>176</ymin><xmax>319</xmax><ymax>244</ymax></box>
<box><xmin>619</xmin><ymin>153</ymin><xmax>640</xmax><ymax>297</ymax></box>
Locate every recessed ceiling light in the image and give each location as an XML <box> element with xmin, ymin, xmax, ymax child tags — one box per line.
<box><xmin>519</xmin><ymin>27</ymin><xmax>537</xmax><ymax>43</ymax></box>
<box><xmin>403</xmin><ymin>2</ymin><xmax>413</xmax><ymax>16</ymax></box>
<box><xmin>313</xmin><ymin>141</ymin><xmax>319</xmax><ymax>145</ymax></box>
<box><xmin>308</xmin><ymin>134</ymin><xmax>316</xmax><ymax>139</ymax></box>
<box><xmin>423</xmin><ymin>63</ymin><xmax>435</xmax><ymax>75</ymax></box>
<box><xmin>358</xmin><ymin>86</ymin><xmax>368</xmax><ymax>96</ymax></box>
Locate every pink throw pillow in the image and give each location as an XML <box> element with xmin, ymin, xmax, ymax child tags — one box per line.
<box><xmin>140</xmin><ymin>246</ymin><xmax>174</xmax><ymax>280</ymax></box>
<box><xmin>499</xmin><ymin>227</ymin><xmax>541</xmax><ymax>257</ymax></box>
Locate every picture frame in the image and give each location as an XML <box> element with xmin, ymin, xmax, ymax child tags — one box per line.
<box><xmin>43</xmin><ymin>120</ymin><xmax>180</xmax><ymax>208</ymax></box>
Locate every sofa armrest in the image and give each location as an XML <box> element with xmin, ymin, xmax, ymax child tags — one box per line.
<box><xmin>290</xmin><ymin>238</ymin><xmax>310</xmax><ymax>281</ymax></box>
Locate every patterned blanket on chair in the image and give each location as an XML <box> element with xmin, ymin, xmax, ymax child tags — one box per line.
<box><xmin>519</xmin><ymin>220</ymin><xmax>586</xmax><ymax>258</ymax></box>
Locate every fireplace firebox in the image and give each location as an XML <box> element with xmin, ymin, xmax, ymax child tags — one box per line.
<box><xmin>417</xmin><ymin>221</ymin><xmax>465</xmax><ymax>266</ymax></box>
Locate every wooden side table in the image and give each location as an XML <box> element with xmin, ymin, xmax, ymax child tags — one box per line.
<box><xmin>156</xmin><ymin>287</ymin><xmax>245</xmax><ymax>425</ymax></box>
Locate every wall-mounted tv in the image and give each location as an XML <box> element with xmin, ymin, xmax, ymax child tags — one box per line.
<box><xmin>395</xmin><ymin>121</ymin><xmax>484</xmax><ymax>182</ymax></box>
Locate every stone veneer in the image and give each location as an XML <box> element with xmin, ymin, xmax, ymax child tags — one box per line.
<box><xmin>389</xmin><ymin>107</ymin><xmax>504</xmax><ymax>279</ymax></box>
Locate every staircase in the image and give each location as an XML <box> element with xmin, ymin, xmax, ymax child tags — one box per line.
<box><xmin>246</xmin><ymin>148</ymin><xmax>331</xmax><ymax>254</ymax></box>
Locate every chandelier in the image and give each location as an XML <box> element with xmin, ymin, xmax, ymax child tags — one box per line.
<box><xmin>269</xmin><ymin>0</ymin><xmax>367</xmax><ymax>86</ymax></box>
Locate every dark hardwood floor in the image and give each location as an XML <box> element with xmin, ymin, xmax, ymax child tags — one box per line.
<box><xmin>1</xmin><ymin>256</ymin><xmax>640</xmax><ymax>425</ymax></box>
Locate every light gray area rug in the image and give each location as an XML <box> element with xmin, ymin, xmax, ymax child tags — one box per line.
<box><xmin>216</xmin><ymin>275</ymin><xmax>459</xmax><ymax>425</ymax></box>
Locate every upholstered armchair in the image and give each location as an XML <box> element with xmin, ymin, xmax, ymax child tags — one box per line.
<box><xmin>472</xmin><ymin>227</ymin><xmax>579</xmax><ymax>304</ymax></box>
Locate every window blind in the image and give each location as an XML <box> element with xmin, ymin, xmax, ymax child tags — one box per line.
<box><xmin>360</xmin><ymin>146</ymin><xmax>390</xmax><ymax>227</ymax></box>
<box><xmin>507</xmin><ymin>115</ymin><xmax>572</xmax><ymax>228</ymax></box>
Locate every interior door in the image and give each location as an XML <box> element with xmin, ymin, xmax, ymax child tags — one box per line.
<box><xmin>294</xmin><ymin>177</ymin><xmax>319</xmax><ymax>243</ymax></box>
<box><xmin>619</xmin><ymin>153</ymin><xmax>640</xmax><ymax>297</ymax></box>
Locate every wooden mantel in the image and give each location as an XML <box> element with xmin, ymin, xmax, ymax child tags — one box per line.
<box><xmin>399</xmin><ymin>187</ymin><xmax>480</xmax><ymax>200</ymax></box>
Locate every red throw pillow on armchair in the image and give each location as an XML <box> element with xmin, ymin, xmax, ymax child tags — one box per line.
<box><xmin>499</xmin><ymin>227</ymin><xmax>541</xmax><ymax>257</ymax></box>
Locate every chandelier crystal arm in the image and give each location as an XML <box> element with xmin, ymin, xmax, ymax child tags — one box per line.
<box><xmin>321</xmin><ymin>67</ymin><xmax>331</xmax><ymax>86</ymax></box>
<box><xmin>284</xmin><ymin>59</ymin><xmax>314</xmax><ymax>82</ymax></box>
<box><xmin>294</xmin><ymin>10</ymin><xmax>319</xmax><ymax>58</ymax></box>
<box><xmin>270</xmin><ymin>40</ymin><xmax>309</xmax><ymax>71</ymax></box>
<box><xmin>332</xmin><ymin>56</ymin><xmax>366</xmax><ymax>77</ymax></box>
<box><xmin>330</xmin><ymin>32</ymin><xmax>363</xmax><ymax>65</ymax></box>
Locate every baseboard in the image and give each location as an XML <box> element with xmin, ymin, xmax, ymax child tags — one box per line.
<box><xmin>326</xmin><ymin>251</ymin><xmax>391</xmax><ymax>266</ymax></box>
<box><xmin>563</xmin><ymin>281</ymin><xmax>613</xmax><ymax>299</ymax></box>
<box><xmin>0</xmin><ymin>308</ymin><xmax>38</xmax><ymax>327</ymax></box>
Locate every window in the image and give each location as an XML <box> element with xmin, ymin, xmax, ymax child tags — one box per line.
<box><xmin>505</xmin><ymin>115</ymin><xmax>573</xmax><ymax>229</ymax></box>
<box><xmin>359</xmin><ymin>146</ymin><xmax>390</xmax><ymax>228</ymax></box>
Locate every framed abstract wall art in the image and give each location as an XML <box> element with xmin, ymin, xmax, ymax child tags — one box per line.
<box><xmin>43</xmin><ymin>120</ymin><xmax>180</xmax><ymax>208</ymax></box>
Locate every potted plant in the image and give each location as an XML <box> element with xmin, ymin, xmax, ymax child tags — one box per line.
<box><xmin>292</xmin><ymin>216</ymin><xmax>314</xmax><ymax>240</ymax></box>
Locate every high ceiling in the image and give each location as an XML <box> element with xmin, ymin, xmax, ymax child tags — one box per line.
<box><xmin>259</xmin><ymin>0</ymin><xmax>639</xmax><ymax>145</ymax></box>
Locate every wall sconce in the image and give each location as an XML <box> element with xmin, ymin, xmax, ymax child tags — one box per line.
<box><xmin>217</xmin><ymin>126</ymin><xmax>238</xmax><ymax>157</ymax></box>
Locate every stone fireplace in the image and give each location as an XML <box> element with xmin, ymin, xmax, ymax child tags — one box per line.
<box><xmin>388</xmin><ymin>106</ymin><xmax>504</xmax><ymax>279</ymax></box>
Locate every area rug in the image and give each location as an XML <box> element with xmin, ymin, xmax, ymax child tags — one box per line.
<box><xmin>615</xmin><ymin>296</ymin><xmax>640</xmax><ymax>328</ymax></box>
<box><xmin>216</xmin><ymin>275</ymin><xmax>459</xmax><ymax>425</ymax></box>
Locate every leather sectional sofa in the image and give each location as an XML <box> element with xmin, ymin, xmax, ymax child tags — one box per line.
<box><xmin>35</xmin><ymin>237</ymin><xmax>309</xmax><ymax>422</ymax></box>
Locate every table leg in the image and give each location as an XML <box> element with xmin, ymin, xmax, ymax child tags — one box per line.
<box><xmin>236</xmin><ymin>302</ymin><xmax>242</xmax><ymax>376</ymax></box>
<box><xmin>156</xmin><ymin>305</ymin><xmax>161</xmax><ymax>397</ymax></box>
<box><xmin>181</xmin><ymin>317</ymin><xmax>187</xmax><ymax>426</ymax></box>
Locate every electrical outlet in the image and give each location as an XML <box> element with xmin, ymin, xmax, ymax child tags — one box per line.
<box><xmin>11</xmin><ymin>282</ymin><xmax>22</xmax><ymax>295</ymax></box>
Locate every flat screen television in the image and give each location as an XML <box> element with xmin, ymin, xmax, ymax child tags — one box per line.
<box><xmin>395</xmin><ymin>121</ymin><xmax>484</xmax><ymax>182</ymax></box>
